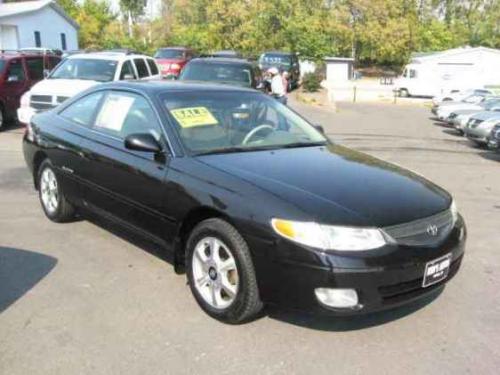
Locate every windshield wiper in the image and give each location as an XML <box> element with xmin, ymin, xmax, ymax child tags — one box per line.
<box><xmin>194</xmin><ymin>141</ymin><xmax>327</xmax><ymax>156</ymax></box>
<box><xmin>279</xmin><ymin>141</ymin><xmax>328</xmax><ymax>149</ymax></box>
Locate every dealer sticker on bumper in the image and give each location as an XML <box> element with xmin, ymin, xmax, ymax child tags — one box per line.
<box><xmin>422</xmin><ymin>253</ymin><xmax>452</xmax><ymax>288</ymax></box>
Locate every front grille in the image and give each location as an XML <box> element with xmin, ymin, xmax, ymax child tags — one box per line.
<box><xmin>383</xmin><ymin>208</ymin><xmax>453</xmax><ymax>247</ymax></box>
<box><xmin>470</xmin><ymin>119</ymin><xmax>483</xmax><ymax>128</ymax></box>
<box><xmin>30</xmin><ymin>95</ymin><xmax>56</xmax><ymax>111</ymax></box>
<box><xmin>378</xmin><ymin>255</ymin><xmax>462</xmax><ymax>305</ymax></box>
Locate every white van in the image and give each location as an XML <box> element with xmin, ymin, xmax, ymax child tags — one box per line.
<box><xmin>18</xmin><ymin>51</ymin><xmax>161</xmax><ymax>124</ymax></box>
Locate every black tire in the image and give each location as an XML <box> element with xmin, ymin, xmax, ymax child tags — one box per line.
<box><xmin>186</xmin><ymin>218</ymin><xmax>263</xmax><ymax>324</ymax></box>
<box><xmin>0</xmin><ymin>104</ymin><xmax>6</xmax><ymax>132</ymax></box>
<box><xmin>37</xmin><ymin>159</ymin><xmax>75</xmax><ymax>222</ymax></box>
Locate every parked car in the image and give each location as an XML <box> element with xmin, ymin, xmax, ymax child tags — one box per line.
<box><xmin>17</xmin><ymin>51</ymin><xmax>160</xmax><ymax>125</ymax></box>
<box><xmin>258</xmin><ymin>51</ymin><xmax>300</xmax><ymax>91</ymax></box>
<box><xmin>434</xmin><ymin>94</ymin><xmax>492</xmax><ymax>121</ymax></box>
<box><xmin>154</xmin><ymin>47</ymin><xmax>195</xmax><ymax>79</ymax></box>
<box><xmin>179</xmin><ymin>58</ymin><xmax>263</xmax><ymax>89</ymax></box>
<box><xmin>432</xmin><ymin>88</ymin><xmax>493</xmax><ymax>106</ymax></box>
<box><xmin>486</xmin><ymin>124</ymin><xmax>500</xmax><ymax>152</ymax></box>
<box><xmin>211</xmin><ymin>50</ymin><xmax>243</xmax><ymax>59</ymax></box>
<box><xmin>0</xmin><ymin>50</ymin><xmax>60</xmax><ymax>130</ymax></box>
<box><xmin>23</xmin><ymin>81</ymin><xmax>465</xmax><ymax>323</ymax></box>
<box><xmin>448</xmin><ymin>97</ymin><xmax>500</xmax><ymax>132</ymax></box>
<box><xmin>464</xmin><ymin>113</ymin><xmax>500</xmax><ymax>146</ymax></box>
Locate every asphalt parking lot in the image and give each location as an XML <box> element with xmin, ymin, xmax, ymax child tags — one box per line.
<box><xmin>1</xmin><ymin>98</ymin><xmax>500</xmax><ymax>375</ymax></box>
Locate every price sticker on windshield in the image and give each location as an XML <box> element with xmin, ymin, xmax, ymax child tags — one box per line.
<box><xmin>170</xmin><ymin>107</ymin><xmax>218</xmax><ymax>128</ymax></box>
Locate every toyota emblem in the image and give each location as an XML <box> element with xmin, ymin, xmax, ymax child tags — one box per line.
<box><xmin>427</xmin><ymin>224</ymin><xmax>439</xmax><ymax>236</ymax></box>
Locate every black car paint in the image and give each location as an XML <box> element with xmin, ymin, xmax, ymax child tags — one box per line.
<box><xmin>23</xmin><ymin>81</ymin><xmax>466</xmax><ymax>315</ymax></box>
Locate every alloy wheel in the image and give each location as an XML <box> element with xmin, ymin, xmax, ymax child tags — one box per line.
<box><xmin>40</xmin><ymin>168</ymin><xmax>59</xmax><ymax>214</ymax></box>
<box><xmin>191</xmin><ymin>236</ymin><xmax>239</xmax><ymax>309</ymax></box>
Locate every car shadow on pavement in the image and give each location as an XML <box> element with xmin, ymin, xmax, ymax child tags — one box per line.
<box><xmin>478</xmin><ymin>151</ymin><xmax>500</xmax><ymax>162</ymax></box>
<box><xmin>0</xmin><ymin>247</ymin><xmax>57</xmax><ymax>313</ymax></box>
<box><xmin>441</xmin><ymin>129</ymin><xmax>463</xmax><ymax>137</ymax></box>
<box><xmin>267</xmin><ymin>287</ymin><xmax>443</xmax><ymax>331</ymax></box>
<box><xmin>432</xmin><ymin>121</ymin><xmax>453</xmax><ymax>128</ymax></box>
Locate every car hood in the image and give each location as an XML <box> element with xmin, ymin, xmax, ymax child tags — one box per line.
<box><xmin>470</xmin><ymin>111</ymin><xmax>500</xmax><ymax>121</ymax></box>
<box><xmin>29</xmin><ymin>79</ymin><xmax>99</xmax><ymax>97</ymax></box>
<box><xmin>452</xmin><ymin>109</ymin><xmax>482</xmax><ymax>116</ymax></box>
<box><xmin>197</xmin><ymin>144</ymin><xmax>451</xmax><ymax>227</ymax></box>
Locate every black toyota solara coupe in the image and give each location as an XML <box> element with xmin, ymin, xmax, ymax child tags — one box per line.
<box><xmin>23</xmin><ymin>81</ymin><xmax>466</xmax><ymax>324</ymax></box>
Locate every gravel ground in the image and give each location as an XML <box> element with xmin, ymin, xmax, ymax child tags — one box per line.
<box><xmin>1</xmin><ymin>97</ymin><xmax>499</xmax><ymax>375</ymax></box>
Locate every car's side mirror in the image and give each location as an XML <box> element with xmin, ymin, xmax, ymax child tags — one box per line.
<box><xmin>314</xmin><ymin>124</ymin><xmax>325</xmax><ymax>134</ymax></box>
<box><xmin>124</xmin><ymin>133</ymin><xmax>163</xmax><ymax>153</ymax></box>
<box><xmin>43</xmin><ymin>69</ymin><xmax>50</xmax><ymax>78</ymax></box>
<box><xmin>7</xmin><ymin>75</ymin><xmax>19</xmax><ymax>82</ymax></box>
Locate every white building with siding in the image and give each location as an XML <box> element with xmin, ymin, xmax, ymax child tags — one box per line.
<box><xmin>0</xmin><ymin>0</ymin><xmax>78</xmax><ymax>51</ymax></box>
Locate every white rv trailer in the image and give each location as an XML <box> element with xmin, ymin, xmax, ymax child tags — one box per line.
<box><xmin>395</xmin><ymin>47</ymin><xmax>500</xmax><ymax>97</ymax></box>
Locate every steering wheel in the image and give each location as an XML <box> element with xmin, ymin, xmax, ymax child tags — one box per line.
<box><xmin>242</xmin><ymin>124</ymin><xmax>275</xmax><ymax>145</ymax></box>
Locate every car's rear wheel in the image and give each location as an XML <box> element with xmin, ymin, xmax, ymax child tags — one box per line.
<box><xmin>38</xmin><ymin>159</ymin><xmax>75</xmax><ymax>222</ymax></box>
<box><xmin>186</xmin><ymin>218</ymin><xmax>263</xmax><ymax>324</ymax></box>
<box><xmin>0</xmin><ymin>105</ymin><xmax>5</xmax><ymax>131</ymax></box>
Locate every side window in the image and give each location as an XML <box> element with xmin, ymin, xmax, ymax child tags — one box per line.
<box><xmin>134</xmin><ymin>58</ymin><xmax>149</xmax><ymax>78</ymax></box>
<box><xmin>146</xmin><ymin>59</ymin><xmax>159</xmax><ymax>76</ymax></box>
<box><xmin>26</xmin><ymin>58</ymin><xmax>44</xmax><ymax>80</ymax></box>
<box><xmin>409</xmin><ymin>69</ymin><xmax>417</xmax><ymax>78</ymax></box>
<box><xmin>60</xmin><ymin>92</ymin><xmax>103</xmax><ymax>126</ymax></box>
<box><xmin>93</xmin><ymin>92</ymin><xmax>162</xmax><ymax>142</ymax></box>
<box><xmin>120</xmin><ymin>60</ymin><xmax>137</xmax><ymax>80</ymax></box>
<box><xmin>6</xmin><ymin>60</ymin><xmax>26</xmax><ymax>82</ymax></box>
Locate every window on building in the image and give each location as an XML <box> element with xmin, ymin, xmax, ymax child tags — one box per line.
<box><xmin>61</xmin><ymin>33</ymin><xmax>67</xmax><ymax>51</ymax></box>
<box><xmin>34</xmin><ymin>31</ymin><xmax>41</xmax><ymax>48</ymax></box>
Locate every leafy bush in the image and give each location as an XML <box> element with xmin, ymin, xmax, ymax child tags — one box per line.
<box><xmin>302</xmin><ymin>72</ymin><xmax>322</xmax><ymax>93</ymax></box>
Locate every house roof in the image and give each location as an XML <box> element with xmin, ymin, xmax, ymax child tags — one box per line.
<box><xmin>411</xmin><ymin>46</ymin><xmax>500</xmax><ymax>63</ymax></box>
<box><xmin>0</xmin><ymin>0</ymin><xmax>79</xmax><ymax>29</ymax></box>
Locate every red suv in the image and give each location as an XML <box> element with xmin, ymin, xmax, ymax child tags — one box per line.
<box><xmin>154</xmin><ymin>47</ymin><xmax>195</xmax><ymax>79</ymax></box>
<box><xmin>0</xmin><ymin>51</ymin><xmax>60</xmax><ymax>130</ymax></box>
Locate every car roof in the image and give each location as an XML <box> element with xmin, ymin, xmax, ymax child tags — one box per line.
<box><xmin>94</xmin><ymin>80</ymin><xmax>258</xmax><ymax>94</ymax></box>
<box><xmin>260</xmin><ymin>51</ymin><xmax>294</xmax><ymax>56</ymax></box>
<box><xmin>188</xmin><ymin>57</ymin><xmax>252</xmax><ymax>66</ymax></box>
<box><xmin>0</xmin><ymin>50</ymin><xmax>56</xmax><ymax>60</ymax></box>
<box><xmin>66</xmin><ymin>52</ymin><xmax>153</xmax><ymax>61</ymax></box>
<box><xmin>157</xmin><ymin>47</ymin><xmax>190</xmax><ymax>51</ymax></box>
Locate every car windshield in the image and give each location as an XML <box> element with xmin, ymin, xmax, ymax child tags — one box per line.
<box><xmin>179</xmin><ymin>62</ymin><xmax>253</xmax><ymax>87</ymax></box>
<box><xmin>155</xmin><ymin>49</ymin><xmax>185</xmax><ymax>59</ymax></box>
<box><xmin>259</xmin><ymin>54</ymin><xmax>291</xmax><ymax>67</ymax></box>
<box><xmin>0</xmin><ymin>60</ymin><xmax>6</xmax><ymax>73</ymax></box>
<box><xmin>482</xmin><ymin>99</ymin><xmax>500</xmax><ymax>110</ymax></box>
<box><xmin>49</xmin><ymin>58</ymin><xmax>117</xmax><ymax>82</ymax></box>
<box><xmin>162</xmin><ymin>91</ymin><xmax>327</xmax><ymax>155</ymax></box>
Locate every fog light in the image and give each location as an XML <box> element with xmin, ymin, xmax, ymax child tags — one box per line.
<box><xmin>315</xmin><ymin>288</ymin><xmax>359</xmax><ymax>309</ymax></box>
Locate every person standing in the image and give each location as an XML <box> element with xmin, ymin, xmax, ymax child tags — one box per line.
<box><xmin>268</xmin><ymin>67</ymin><xmax>287</xmax><ymax>105</ymax></box>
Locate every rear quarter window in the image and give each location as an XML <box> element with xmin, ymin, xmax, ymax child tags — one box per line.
<box><xmin>26</xmin><ymin>58</ymin><xmax>44</xmax><ymax>80</ymax></box>
<box><xmin>146</xmin><ymin>59</ymin><xmax>159</xmax><ymax>75</ymax></box>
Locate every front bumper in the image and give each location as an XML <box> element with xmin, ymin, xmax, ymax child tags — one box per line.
<box><xmin>465</xmin><ymin>127</ymin><xmax>490</xmax><ymax>144</ymax></box>
<box><xmin>250</xmin><ymin>216</ymin><xmax>466</xmax><ymax>316</ymax></box>
<box><xmin>17</xmin><ymin>106</ymin><xmax>37</xmax><ymax>125</ymax></box>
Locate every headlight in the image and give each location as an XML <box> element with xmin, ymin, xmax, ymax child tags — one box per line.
<box><xmin>271</xmin><ymin>219</ymin><xmax>388</xmax><ymax>251</ymax></box>
<box><xmin>171</xmin><ymin>63</ymin><xmax>181</xmax><ymax>70</ymax></box>
<box><xmin>450</xmin><ymin>200</ymin><xmax>458</xmax><ymax>225</ymax></box>
<box><xmin>20</xmin><ymin>91</ymin><xmax>31</xmax><ymax>108</ymax></box>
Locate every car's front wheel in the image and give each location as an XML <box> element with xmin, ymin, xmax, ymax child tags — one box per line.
<box><xmin>186</xmin><ymin>218</ymin><xmax>263</xmax><ymax>324</ymax></box>
<box><xmin>38</xmin><ymin>159</ymin><xmax>75</xmax><ymax>222</ymax></box>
